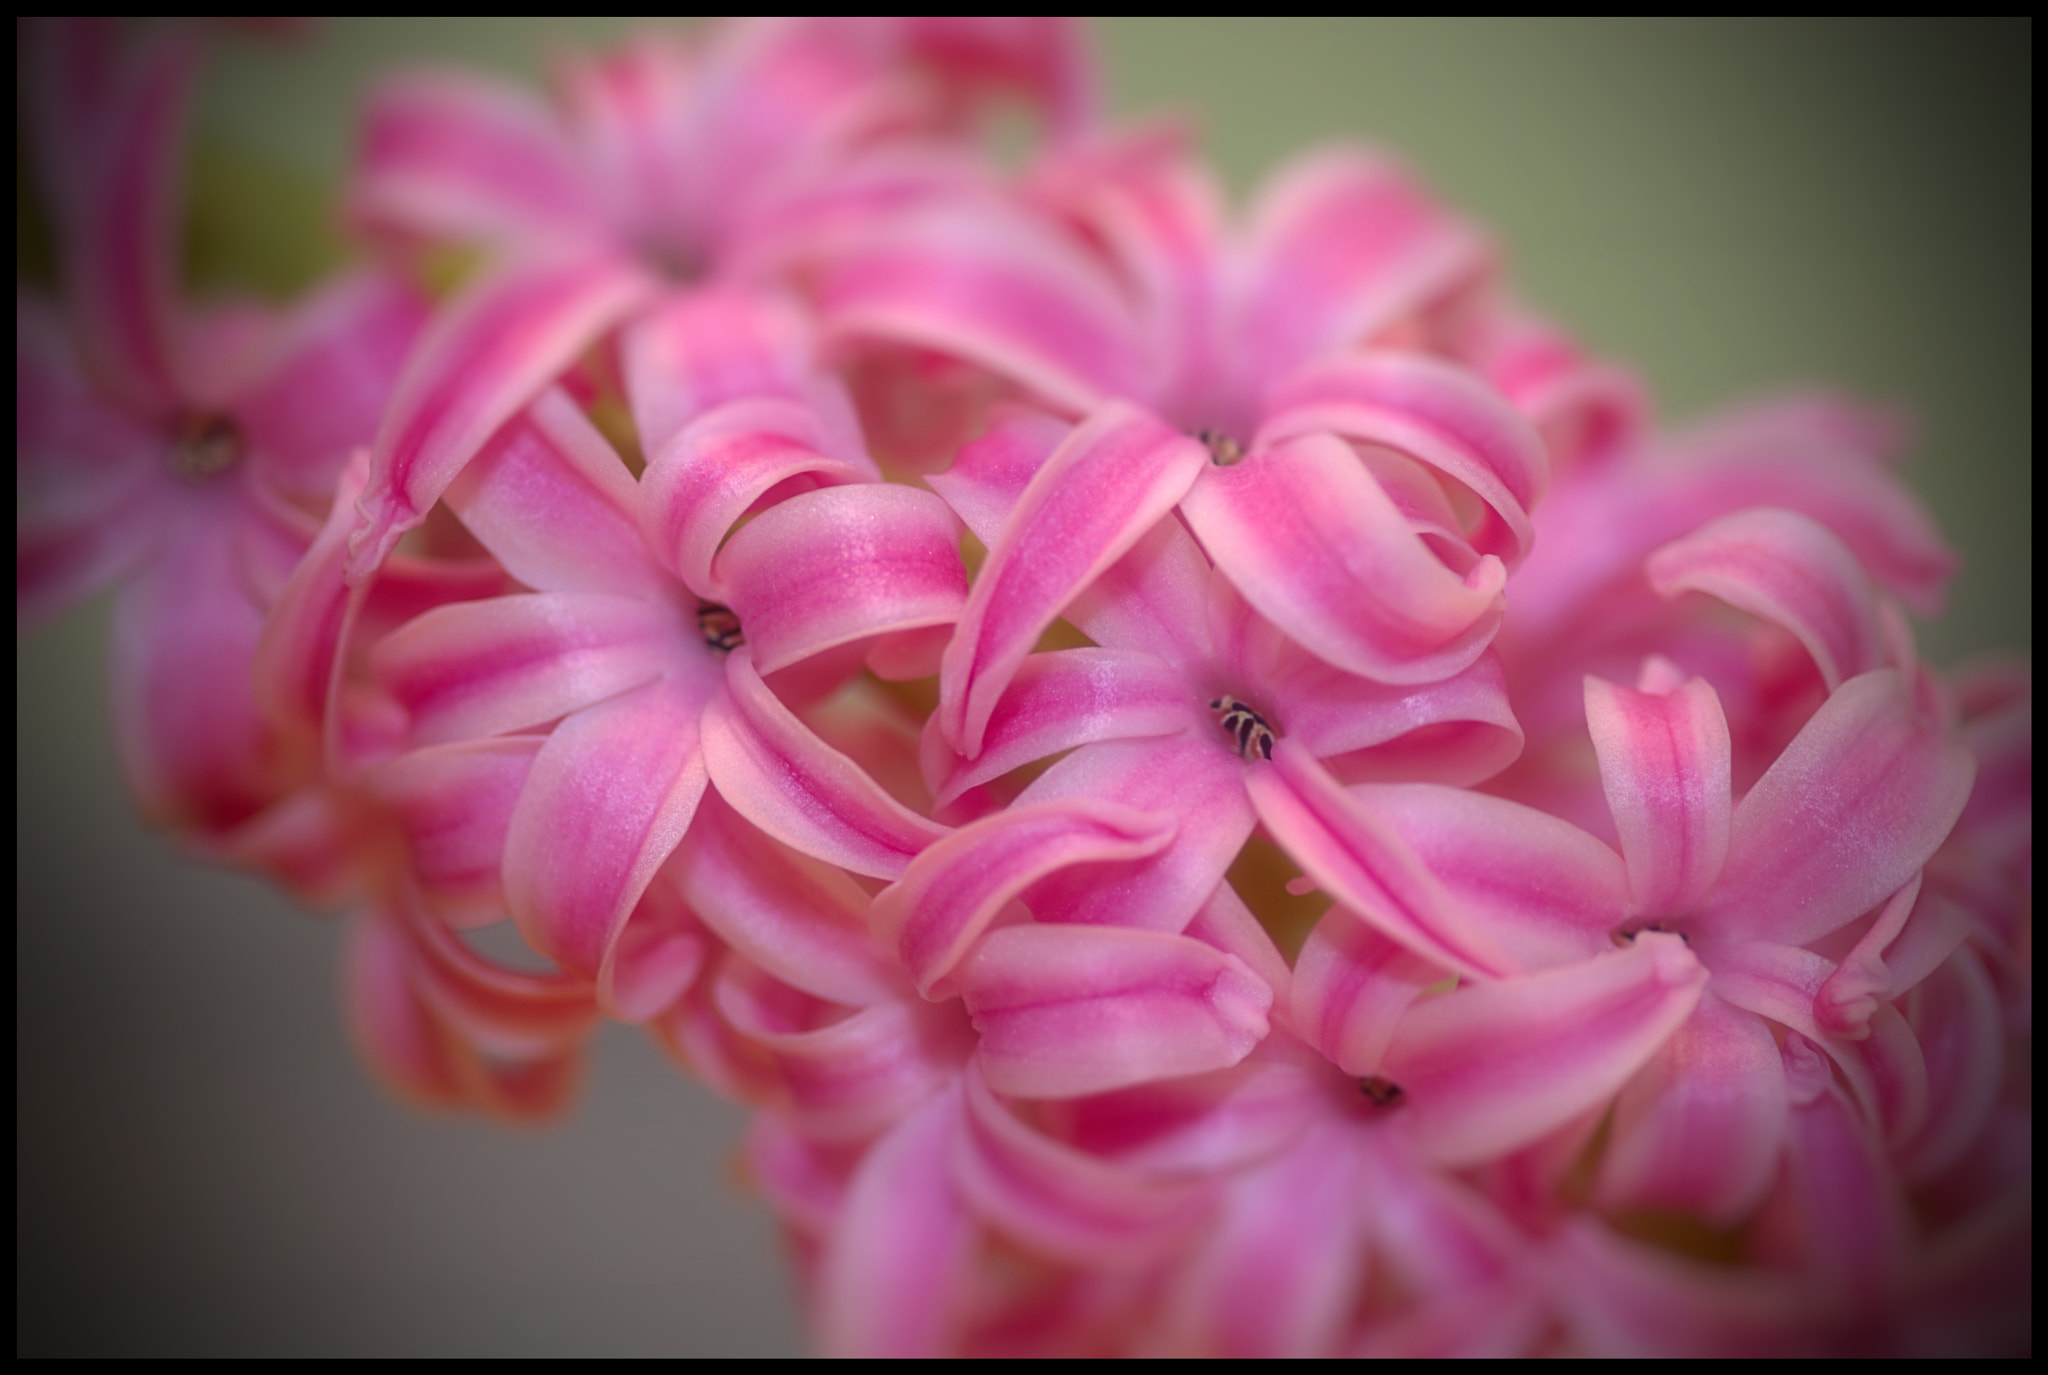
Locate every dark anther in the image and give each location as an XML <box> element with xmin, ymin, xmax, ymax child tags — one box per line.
<box><xmin>698</xmin><ymin>602</ymin><xmax>744</xmax><ymax>654</ymax></box>
<box><xmin>1610</xmin><ymin>922</ymin><xmax>1690</xmax><ymax>948</ymax></box>
<box><xmin>1209</xmin><ymin>694</ymin><xmax>1275</xmax><ymax>761</ymax></box>
<box><xmin>172</xmin><ymin>413</ymin><xmax>244</xmax><ymax>483</ymax></box>
<box><xmin>1359</xmin><ymin>1076</ymin><xmax>1405</xmax><ymax>1107</ymax></box>
<box><xmin>1196</xmin><ymin>428</ymin><xmax>1245</xmax><ymax>466</ymax></box>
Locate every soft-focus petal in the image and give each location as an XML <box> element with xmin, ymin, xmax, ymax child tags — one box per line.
<box><xmin>1646</xmin><ymin>507</ymin><xmax>1886</xmax><ymax>692</ymax></box>
<box><xmin>1291</xmin><ymin>914</ymin><xmax>1447</xmax><ymax>1076</ymax></box>
<box><xmin>959</xmin><ymin>924</ymin><xmax>1272</xmax><ymax>1098</ymax></box>
<box><xmin>365</xmin><ymin>736</ymin><xmax>543</xmax><ymax>923</ymax></box>
<box><xmin>1382</xmin><ymin>932</ymin><xmax>1708</xmax><ymax>1167</ymax></box>
<box><xmin>939</xmin><ymin>402</ymin><xmax>1205</xmax><ymax>756</ymax></box>
<box><xmin>1594</xmin><ymin>990</ymin><xmax>1787</xmax><ymax>1225</ymax></box>
<box><xmin>1585</xmin><ymin>671</ymin><xmax>1733</xmax><ymax>917</ymax></box>
<box><xmin>1702</xmin><ymin>670</ymin><xmax>1975</xmax><ymax>948</ymax></box>
<box><xmin>1181</xmin><ymin>432</ymin><xmax>1505</xmax><ymax>683</ymax></box>
<box><xmin>349</xmin><ymin>68</ymin><xmax>599</xmax><ymax>248</ymax></box>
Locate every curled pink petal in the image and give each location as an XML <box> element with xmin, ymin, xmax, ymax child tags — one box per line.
<box><xmin>1259</xmin><ymin>350</ymin><xmax>1546</xmax><ymax>565</ymax></box>
<box><xmin>503</xmin><ymin>674</ymin><xmax>711</xmax><ymax>1004</ymax></box>
<box><xmin>1703</xmin><ymin>670</ymin><xmax>1975</xmax><ymax>948</ymax></box>
<box><xmin>348</xmin><ymin>248</ymin><xmax>653</xmax><ymax>580</ymax></box>
<box><xmin>921</xmin><ymin>402</ymin><xmax>1068</xmax><ymax>544</ymax></box>
<box><xmin>718</xmin><ymin>482</ymin><xmax>966</xmax><ymax>674</ymax></box>
<box><xmin>1767</xmin><ymin>1036</ymin><xmax>1910</xmax><ymax>1305</ymax></box>
<box><xmin>1585</xmin><ymin>671</ymin><xmax>1733</xmax><ymax>917</ymax></box>
<box><xmin>871</xmin><ymin>796</ymin><xmax>1177</xmax><ymax>998</ymax></box>
<box><xmin>938</xmin><ymin>402</ymin><xmax>1206</xmax><ymax>757</ymax></box>
<box><xmin>441</xmin><ymin>388</ymin><xmax>667</xmax><ymax>599</ymax></box>
<box><xmin>376</xmin><ymin>592</ymin><xmax>682</xmax><ymax>746</ymax></box>
<box><xmin>1291</xmin><ymin>914</ymin><xmax>1446</xmax><ymax>1075</ymax></box>
<box><xmin>673</xmin><ymin>791</ymin><xmax>908</xmax><ymax>1007</ymax></box>
<box><xmin>960</xmin><ymin>924</ymin><xmax>1271</xmax><ymax>1099</ymax></box>
<box><xmin>951</xmin><ymin>1063</ymin><xmax>1201</xmax><ymax>1266</ymax></box>
<box><xmin>1248</xmin><ymin>739</ymin><xmax>1514</xmax><ymax>979</ymax></box>
<box><xmin>1181</xmin><ymin>432</ymin><xmax>1505</xmax><ymax>684</ymax></box>
<box><xmin>1546</xmin><ymin>1218</ymin><xmax>1802</xmax><ymax>1357</ymax></box>
<box><xmin>639</xmin><ymin>396</ymin><xmax>876</xmax><ymax>599</ymax></box>
<box><xmin>1647</xmin><ymin>507</ymin><xmax>1886</xmax><ymax>691</ymax></box>
<box><xmin>1594</xmin><ymin>991</ymin><xmax>1787</xmax><ymax>1225</ymax></box>
<box><xmin>927</xmin><ymin>648</ymin><xmax>1196</xmax><ymax>808</ymax></box>
<box><xmin>1382</xmin><ymin>932</ymin><xmax>1708</xmax><ymax>1167</ymax></box>
<box><xmin>817</xmin><ymin>1083</ymin><xmax>974</xmax><ymax>1358</ymax></box>
<box><xmin>365</xmin><ymin>737</ymin><xmax>543</xmax><ymax>923</ymax></box>
<box><xmin>1897</xmin><ymin>946</ymin><xmax>2004</xmax><ymax>1181</ymax></box>
<box><xmin>700</xmin><ymin>648</ymin><xmax>949</xmax><ymax>879</ymax></box>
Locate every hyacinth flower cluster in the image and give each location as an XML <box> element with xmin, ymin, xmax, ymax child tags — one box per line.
<box><xmin>17</xmin><ymin>19</ymin><xmax>2029</xmax><ymax>1357</ymax></box>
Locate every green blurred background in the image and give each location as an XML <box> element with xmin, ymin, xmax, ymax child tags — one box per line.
<box><xmin>18</xmin><ymin>19</ymin><xmax>2029</xmax><ymax>1356</ymax></box>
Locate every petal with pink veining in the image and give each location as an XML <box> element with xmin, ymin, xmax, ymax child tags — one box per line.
<box><xmin>926</xmin><ymin>648</ymin><xmax>1196</xmax><ymax>808</ymax></box>
<box><xmin>673</xmin><ymin>790</ymin><xmax>908</xmax><ymax>1007</ymax></box>
<box><xmin>1181</xmin><ymin>432</ymin><xmax>1505</xmax><ymax>684</ymax></box>
<box><xmin>377</xmin><ymin>592</ymin><xmax>683</xmax><ymax>746</ymax></box>
<box><xmin>1646</xmin><ymin>507</ymin><xmax>1885</xmax><ymax>692</ymax></box>
<box><xmin>1381</xmin><ymin>932</ymin><xmax>1707</xmax><ymax>1167</ymax></box>
<box><xmin>700</xmin><ymin>648</ymin><xmax>949</xmax><ymax>879</ymax></box>
<box><xmin>503</xmin><ymin>673</ymin><xmax>711</xmax><ymax>1000</ymax></box>
<box><xmin>1585</xmin><ymin>672</ymin><xmax>1733</xmax><ymax>918</ymax></box>
<box><xmin>939</xmin><ymin>402</ymin><xmax>1205</xmax><ymax>757</ymax></box>
<box><xmin>1249</xmin><ymin>740</ymin><xmax>1514</xmax><ymax>979</ymax></box>
<box><xmin>719</xmin><ymin>482</ymin><xmax>966</xmax><ymax>674</ymax></box>
<box><xmin>1701</xmin><ymin>669</ymin><xmax>1975</xmax><ymax>948</ymax></box>
<box><xmin>639</xmin><ymin>395</ymin><xmax>876</xmax><ymax>599</ymax></box>
<box><xmin>871</xmin><ymin>795</ymin><xmax>1176</xmax><ymax>998</ymax></box>
<box><xmin>440</xmin><ymin>387</ymin><xmax>665</xmax><ymax>599</ymax></box>
<box><xmin>348</xmin><ymin>248</ymin><xmax>653</xmax><ymax>580</ymax></box>
<box><xmin>1259</xmin><ymin>351</ymin><xmax>1546</xmax><ymax>565</ymax></box>
<box><xmin>960</xmin><ymin>923</ymin><xmax>1271</xmax><ymax>1099</ymax></box>
<box><xmin>1594</xmin><ymin>990</ymin><xmax>1786</xmax><ymax>1225</ymax></box>
<box><xmin>1290</xmin><ymin>914</ymin><xmax>1447</xmax><ymax>1076</ymax></box>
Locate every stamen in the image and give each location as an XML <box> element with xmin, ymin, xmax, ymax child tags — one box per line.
<box><xmin>1610</xmin><ymin>922</ymin><xmax>1690</xmax><ymax>948</ymax></box>
<box><xmin>1208</xmin><ymin>694</ymin><xmax>1276</xmax><ymax>761</ymax></box>
<box><xmin>698</xmin><ymin>602</ymin><xmax>744</xmax><ymax>654</ymax></box>
<box><xmin>1358</xmin><ymin>1076</ymin><xmax>1405</xmax><ymax>1107</ymax></box>
<box><xmin>1196</xmin><ymin>428</ymin><xmax>1245</xmax><ymax>466</ymax></box>
<box><xmin>172</xmin><ymin>413</ymin><xmax>244</xmax><ymax>483</ymax></box>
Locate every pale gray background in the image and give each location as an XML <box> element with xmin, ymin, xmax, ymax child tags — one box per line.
<box><xmin>18</xmin><ymin>19</ymin><xmax>2029</xmax><ymax>1356</ymax></box>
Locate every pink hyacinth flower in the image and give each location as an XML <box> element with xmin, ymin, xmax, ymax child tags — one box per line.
<box><xmin>17</xmin><ymin>22</ymin><xmax>429</xmax><ymax>836</ymax></box>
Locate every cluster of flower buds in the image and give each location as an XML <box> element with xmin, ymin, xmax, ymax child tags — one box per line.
<box><xmin>18</xmin><ymin>18</ymin><xmax>2029</xmax><ymax>1357</ymax></box>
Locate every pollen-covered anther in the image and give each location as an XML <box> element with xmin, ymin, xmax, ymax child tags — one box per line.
<box><xmin>171</xmin><ymin>412</ymin><xmax>244</xmax><ymax>482</ymax></box>
<box><xmin>697</xmin><ymin>602</ymin><xmax>744</xmax><ymax>654</ymax></box>
<box><xmin>1209</xmin><ymin>694</ymin><xmax>1276</xmax><ymax>761</ymax></box>
<box><xmin>1196</xmin><ymin>427</ymin><xmax>1245</xmax><ymax>466</ymax></box>
<box><xmin>1358</xmin><ymin>1075</ymin><xmax>1405</xmax><ymax>1107</ymax></box>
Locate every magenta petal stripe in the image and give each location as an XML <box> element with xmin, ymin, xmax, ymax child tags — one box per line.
<box><xmin>1584</xmin><ymin>673</ymin><xmax>1733</xmax><ymax>919</ymax></box>
<box><xmin>938</xmin><ymin>401</ymin><xmax>1206</xmax><ymax>757</ymax></box>
<box><xmin>348</xmin><ymin>248</ymin><xmax>654</xmax><ymax>581</ymax></box>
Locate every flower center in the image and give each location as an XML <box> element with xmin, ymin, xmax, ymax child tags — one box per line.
<box><xmin>1358</xmin><ymin>1075</ymin><xmax>1405</xmax><ymax>1107</ymax></box>
<box><xmin>1609</xmin><ymin>921</ymin><xmax>1691</xmax><ymax>948</ymax></box>
<box><xmin>171</xmin><ymin>412</ymin><xmax>244</xmax><ymax>483</ymax></box>
<box><xmin>697</xmin><ymin>602</ymin><xmax>744</xmax><ymax>654</ymax></box>
<box><xmin>1196</xmin><ymin>427</ymin><xmax>1245</xmax><ymax>466</ymax></box>
<box><xmin>1209</xmin><ymin>694</ymin><xmax>1276</xmax><ymax>760</ymax></box>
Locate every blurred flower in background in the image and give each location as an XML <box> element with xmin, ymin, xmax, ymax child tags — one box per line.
<box><xmin>17</xmin><ymin>18</ymin><xmax>2028</xmax><ymax>1357</ymax></box>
